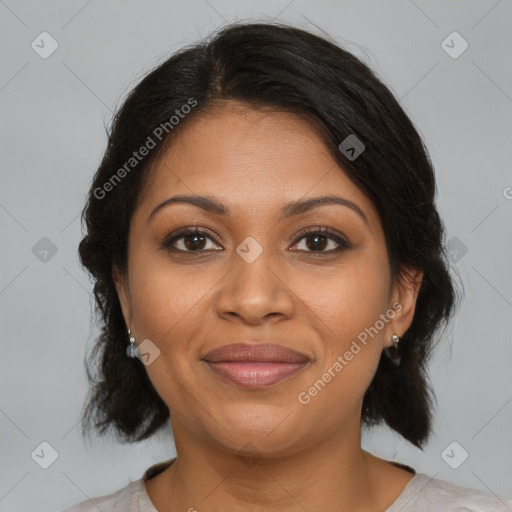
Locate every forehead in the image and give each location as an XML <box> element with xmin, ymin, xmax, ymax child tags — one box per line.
<box><xmin>137</xmin><ymin>102</ymin><xmax>380</xmax><ymax>231</ymax></box>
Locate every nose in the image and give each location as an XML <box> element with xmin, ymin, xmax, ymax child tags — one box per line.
<box><xmin>214</xmin><ymin>242</ymin><xmax>295</xmax><ymax>325</ymax></box>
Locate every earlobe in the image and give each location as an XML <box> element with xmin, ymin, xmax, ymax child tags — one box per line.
<box><xmin>388</xmin><ymin>267</ymin><xmax>423</xmax><ymax>343</ymax></box>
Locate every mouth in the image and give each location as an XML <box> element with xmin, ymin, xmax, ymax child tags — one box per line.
<box><xmin>202</xmin><ymin>343</ymin><xmax>311</xmax><ymax>389</ymax></box>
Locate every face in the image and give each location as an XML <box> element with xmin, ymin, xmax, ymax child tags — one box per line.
<box><xmin>113</xmin><ymin>101</ymin><xmax>422</xmax><ymax>457</ymax></box>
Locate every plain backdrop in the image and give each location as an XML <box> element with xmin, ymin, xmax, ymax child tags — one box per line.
<box><xmin>1</xmin><ymin>1</ymin><xmax>511</xmax><ymax>510</ymax></box>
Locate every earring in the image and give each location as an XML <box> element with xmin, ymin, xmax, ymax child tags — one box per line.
<box><xmin>385</xmin><ymin>333</ymin><xmax>401</xmax><ymax>366</ymax></box>
<box><xmin>126</xmin><ymin>329</ymin><xmax>136</xmax><ymax>358</ymax></box>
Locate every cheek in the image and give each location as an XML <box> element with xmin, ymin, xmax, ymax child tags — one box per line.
<box><xmin>128</xmin><ymin>260</ymin><xmax>207</xmax><ymax>413</ymax></box>
<box><xmin>297</xmin><ymin>351</ymin><xmax>380</xmax><ymax>424</ymax></box>
<box><xmin>295</xmin><ymin>266</ymin><xmax>388</xmax><ymax>415</ymax></box>
<box><xmin>297</xmin><ymin>258</ymin><xmax>390</xmax><ymax>342</ymax></box>
<box><xmin>126</xmin><ymin>261</ymin><xmax>208</xmax><ymax>389</ymax></box>
<box><xmin>130</xmin><ymin>255</ymin><xmax>209</xmax><ymax>333</ymax></box>
<box><xmin>295</xmin><ymin>259</ymin><xmax>389</xmax><ymax>400</ymax></box>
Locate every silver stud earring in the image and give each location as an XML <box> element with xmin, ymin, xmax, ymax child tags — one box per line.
<box><xmin>126</xmin><ymin>329</ymin><xmax>136</xmax><ymax>358</ymax></box>
<box><xmin>385</xmin><ymin>333</ymin><xmax>401</xmax><ymax>366</ymax></box>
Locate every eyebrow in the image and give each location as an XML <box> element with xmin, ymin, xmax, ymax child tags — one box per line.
<box><xmin>147</xmin><ymin>194</ymin><xmax>369</xmax><ymax>226</ymax></box>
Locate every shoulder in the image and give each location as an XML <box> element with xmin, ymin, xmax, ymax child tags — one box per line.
<box><xmin>61</xmin><ymin>479</ymin><xmax>147</xmax><ymax>512</ymax></box>
<box><xmin>389</xmin><ymin>473</ymin><xmax>512</xmax><ymax>512</ymax></box>
<box><xmin>61</xmin><ymin>459</ymin><xmax>174</xmax><ymax>512</ymax></box>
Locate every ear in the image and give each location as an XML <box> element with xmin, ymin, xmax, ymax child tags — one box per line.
<box><xmin>112</xmin><ymin>264</ymin><xmax>133</xmax><ymax>330</ymax></box>
<box><xmin>385</xmin><ymin>267</ymin><xmax>423</xmax><ymax>348</ymax></box>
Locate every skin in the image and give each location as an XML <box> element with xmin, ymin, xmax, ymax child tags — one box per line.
<box><xmin>113</xmin><ymin>101</ymin><xmax>423</xmax><ymax>512</ymax></box>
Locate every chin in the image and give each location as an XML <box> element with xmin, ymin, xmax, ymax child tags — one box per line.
<box><xmin>205</xmin><ymin>407</ymin><xmax>308</xmax><ymax>457</ymax></box>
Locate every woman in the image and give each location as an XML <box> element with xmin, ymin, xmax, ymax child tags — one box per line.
<box><xmin>64</xmin><ymin>22</ymin><xmax>512</xmax><ymax>512</ymax></box>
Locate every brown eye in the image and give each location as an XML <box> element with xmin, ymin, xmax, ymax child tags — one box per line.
<box><xmin>180</xmin><ymin>232</ymin><xmax>208</xmax><ymax>251</ymax></box>
<box><xmin>162</xmin><ymin>227</ymin><xmax>222</xmax><ymax>253</ymax></box>
<box><xmin>291</xmin><ymin>227</ymin><xmax>350</xmax><ymax>255</ymax></box>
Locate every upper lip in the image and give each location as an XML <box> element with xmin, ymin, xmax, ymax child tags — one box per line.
<box><xmin>203</xmin><ymin>343</ymin><xmax>310</xmax><ymax>363</ymax></box>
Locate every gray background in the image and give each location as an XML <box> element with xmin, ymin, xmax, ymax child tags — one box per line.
<box><xmin>1</xmin><ymin>1</ymin><xmax>511</xmax><ymax>510</ymax></box>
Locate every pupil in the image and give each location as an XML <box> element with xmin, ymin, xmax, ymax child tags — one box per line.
<box><xmin>307</xmin><ymin>235</ymin><xmax>326</xmax><ymax>251</ymax></box>
<box><xmin>186</xmin><ymin>234</ymin><xmax>205</xmax><ymax>250</ymax></box>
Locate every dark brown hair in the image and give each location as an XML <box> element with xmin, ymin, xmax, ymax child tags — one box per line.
<box><xmin>78</xmin><ymin>21</ymin><xmax>459</xmax><ymax>449</ymax></box>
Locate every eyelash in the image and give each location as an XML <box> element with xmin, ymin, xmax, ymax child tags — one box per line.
<box><xmin>161</xmin><ymin>225</ymin><xmax>351</xmax><ymax>256</ymax></box>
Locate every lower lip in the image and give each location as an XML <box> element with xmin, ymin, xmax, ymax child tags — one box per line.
<box><xmin>204</xmin><ymin>361</ymin><xmax>308</xmax><ymax>389</ymax></box>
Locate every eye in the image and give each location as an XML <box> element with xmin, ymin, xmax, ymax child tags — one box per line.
<box><xmin>162</xmin><ymin>225</ymin><xmax>350</xmax><ymax>255</ymax></box>
<box><xmin>162</xmin><ymin>226</ymin><xmax>222</xmax><ymax>253</ymax></box>
<box><xmin>290</xmin><ymin>226</ymin><xmax>350</xmax><ymax>255</ymax></box>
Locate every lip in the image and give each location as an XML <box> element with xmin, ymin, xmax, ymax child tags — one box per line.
<box><xmin>202</xmin><ymin>343</ymin><xmax>310</xmax><ymax>389</ymax></box>
<box><xmin>204</xmin><ymin>343</ymin><xmax>310</xmax><ymax>363</ymax></box>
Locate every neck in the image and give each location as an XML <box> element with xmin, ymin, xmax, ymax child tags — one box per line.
<box><xmin>146</xmin><ymin>417</ymin><xmax>413</xmax><ymax>512</ymax></box>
